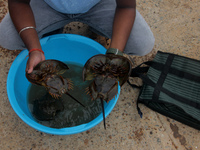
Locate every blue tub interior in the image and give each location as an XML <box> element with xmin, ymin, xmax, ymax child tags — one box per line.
<box><xmin>7</xmin><ymin>34</ymin><xmax>120</xmax><ymax>135</ymax></box>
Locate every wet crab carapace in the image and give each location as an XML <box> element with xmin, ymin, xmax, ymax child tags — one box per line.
<box><xmin>83</xmin><ymin>54</ymin><xmax>131</xmax><ymax>129</ymax></box>
<box><xmin>26</xmin><ymin>59</ymin><xmax>85</xmax><ymax>107</ymax></box>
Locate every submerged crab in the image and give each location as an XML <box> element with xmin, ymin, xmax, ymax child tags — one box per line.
<box><xmin>33</xmin><ymin>93</ymin><xmax>64</xmax><ymax>121</ymax></box>
<box><xmin>83</xmin><ymin>54</ymin><xmax>131</xmax><ymax>129</ymax></box>
<box><xmin>26</xmin><ymin>59</ymin><xmax>84</xmax><ymax>107</ymax></box>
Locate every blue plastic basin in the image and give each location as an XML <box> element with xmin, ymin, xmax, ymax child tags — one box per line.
<box><xmin>7</xmin><ymin>34</ymin><xmax>120</xmax><ymax>135</ymax></box>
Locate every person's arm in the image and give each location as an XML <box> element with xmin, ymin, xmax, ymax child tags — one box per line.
<box><xmin>8</xmin><ymin>0</ymin><xmax>45</xmax><ymax>73</ymax></box>
<box><xmin>110</xmin><ymin>0</ymin><xmax>136</xmax><ymax>52</ymax></box>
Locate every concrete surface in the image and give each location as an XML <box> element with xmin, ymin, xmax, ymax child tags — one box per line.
<box><xmin>0</xmin><ymin>0</ymin><xmax>200</xmax><ymax>150</ymax></box>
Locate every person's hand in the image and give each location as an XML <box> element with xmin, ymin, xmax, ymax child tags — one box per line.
<box><xmin>26</xmin><ymin>51</ymin><xmax>45</xmax><ymax>73</ymax></box>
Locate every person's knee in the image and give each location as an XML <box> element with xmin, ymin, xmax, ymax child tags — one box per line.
<box><xmin>0</xmin><ymin>14</ymin><xmax>25</xmax><ymax>50</ymax></box>
<box><xmin>137</xmin><ymin>34</ymin><xmax>155</xmax><ymax>56</ymax></box>
<box><xmin>124</xmin><ymin>29</ymin><xmax>155</xmax><ymax>56</ymax></box>
<box><xmin>124</xmin><ymin>9</ymin><xmax>155</xmax><ymax>56</ymax></box>
<box><xmin>0</xmin><ymin>31</ymin><xmax>25</xmax><ymax>50</ymax></box>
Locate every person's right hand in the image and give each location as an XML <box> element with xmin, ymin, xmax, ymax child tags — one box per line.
<box><xmin>26</xmin><ymin>51</ymin><xmax>45</xmax><ymax>73</ymax></box>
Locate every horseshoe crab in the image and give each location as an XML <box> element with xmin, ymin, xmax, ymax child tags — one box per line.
<box><xmin>83</xmin><ymin>54</ymin><xmax>131</xmax><ymax>129</ymax></box>
<box><xmin>26</xmin><ymin>59</ymin><xmax>85</xmax><ymax>107</ymax></box>
<box><xmin>33</xmin><ymin>93</ymin><xmax>64</xmax><ymax>121</ymax></box>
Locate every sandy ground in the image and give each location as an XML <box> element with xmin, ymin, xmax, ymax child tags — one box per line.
<box><xmin>0</xmin><ymin>0</ymin><xmax>200</xmax><ymax>150</ymax></box>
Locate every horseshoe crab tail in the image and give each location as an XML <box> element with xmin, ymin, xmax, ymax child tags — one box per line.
<box><xmin>65</xmin><ymin>92</ymin><xmax>85</xmax><ymax>107</ymax></box>
<box><xmin>100</xmin><ymin>98</ymin><xmax>106</xmax><ymax>130</ymax></box>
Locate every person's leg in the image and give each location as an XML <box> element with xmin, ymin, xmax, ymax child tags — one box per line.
<box><xmin>124</xmin><ymin>10</ymin><xmax>155</xmax><ymax>55</ymax></box>
<box><xmin>0</xmin><ymin>14</ymin><xmax>25</xmax><ymax>50</ymax></box>
<box><xmin>79</xmin><ymin>0</ymin><xmax>155</xmax><ymax>56</ymax></box>
<box><xmin>0</xmin><ymin>0</ymin><xmax>71</xmax><ymax>50</ymax></box>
